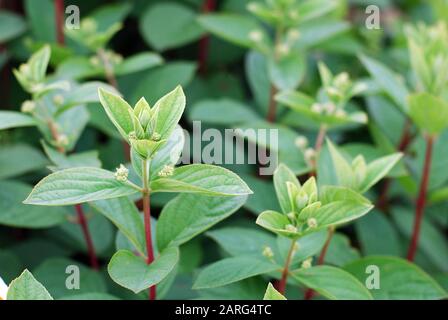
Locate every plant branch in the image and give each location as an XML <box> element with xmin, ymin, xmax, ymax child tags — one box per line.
<box><xmin>407</xmin><ymin>135</ymin><xmax>434</xmax><ymax>261</ymax></box>
<box><xmin>198</xmin><ymin>0</ymin><xmax>216</xmax><ymax>74</ymax></box>
<box><xmin>278</xmin><ymin>238</ymin><xmax>296</xmax><ymax>295</ymax></box>
<box><xmin>75</xmin><ymin>204</ymin><xmax>99</xmax><ymax>270</ymax></box>
<box><xmin>47</xmin><ymin>119</ymin><xmax>99</xmax><ymax>269</ymax></box>
<box><xmin>97</xmin><ymin>48</ymin><xmax>119</xmax><ymax>90</ymax></box>
<box><xmin>266</xmin><ymin>85</ymin><xmax>278</xmax><ymax>123</ymax></box>
<box><xmin>377</xmin><ymin>119</ymin><xmax>413</xmax><ymax>211</ymax></box>
<box><xmin>54</xmin><ymin>0</ymin><xmax>65</xmax><ymax>45</ymax></box>
<box><xmin>304</xmin><ymin>226</ymin><xmax>334</xmax><ymax>300</ymax></box>
<box><xmin>142</xmin><ymin>159</ymin><xmax>156</xmax><ymax>300</ymax></box>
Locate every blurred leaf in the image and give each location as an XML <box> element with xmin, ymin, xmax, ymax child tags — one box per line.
<box><xmin>156</xmin><ymin>193</ymin><xmax>246</xmax><ymax>251</ymax></box>
<box><xmin>0</xmin><ymin>10</ymin><xmax>26</xmax><ymax>42</ymax></box>
<box><xmin>344</xmin><ymin>256</ymin><xmax>447</xmax><ymax>299</ymax></box>
<box><xmin>140</xmin><ymin>3</ymin><xmax>205</xmax><ymax>51</ymax></box>
<box><xmin>7</xmin><ymin>269</ymin><xmax>53</xmax><ymax>300</ymax></box>
<box><xmin>0</xmin><ymin>144</ymin><xmax>48</xmax><ymax>180</ymax></box>
<box><xmin>0</xmin><ymin>111</ymin><xmax>37</xmax><ymax>130</ymax></box>
<box><xmin>291</xmin><ymin>266</ymin><xmax>373</xmax><ymax>300</ymax></box>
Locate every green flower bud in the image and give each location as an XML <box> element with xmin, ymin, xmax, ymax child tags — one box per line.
<box><xmin>114</xmin><ymin>164</ymin><xmax>129</xmax><ymax>182</ymax></box>
<box><xmin>285</xmin><ymin>224</ymin><xmax>297</xmax><ymax>233</ymax></box>
<box><xmin>295</xmin><ymin>190</ymin><xmax>309</xmax><ymax>211</ymax></box>
<box><xmin>307</xmin><ymin>217</ymin><xmax>318</xmax><ymax>229</ymax></box>
<box><xmin>262</xmin><ymin>246</ymin><xmax>274</xmax><ymax>259</ymax></box>
<box><xmin>21</xmin><ymin>100</ymin><xmax>36</xmax><ymax>113</ymax></box>
<box><xmin>301</xmin><ymin>258</ymin><xmax>312</xmax><ymax>269</ymax></box>
<box><xmin>157</xmin><ymin>165</ymin><xmax>174</xmax><ymax>177</ymax></box>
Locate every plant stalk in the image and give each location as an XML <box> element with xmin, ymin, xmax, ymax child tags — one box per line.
<box><xmin>54</xmin><ymin>0</ymin><xmax>65</xmax><ymax>45</ymax></box>
<box><xmin>407</xmin><ymin>135</ymin><xmax>434</xmax><ymax>261</ymax></box>
<box><xmin>304</xmin><ymin>226</ymin><xmax>334</xmax><ymax>300</ymax></box>
<box><xmin>47</xmin><ymin>119</ymin><xmax>99</xmax><ymax>269</ymax></box>
<box><xmin>278</xmin><ymin>239</ymin><xmax>296</xmax><ymax>295</ymax></box>
<box><xmin>142</xmin><ymin>159</ymin><xmax>156</xmax><ymax>300</ymax></box>
<box><xmin>198</xmin><ymin>0</ymin><xmax>216</xmax><ymax>74</ymax></box>
<box><xmin>75</xmin><ymin>204</ymin><xmax>99</xmax><ymax>270</ymax></box>
<box><xmin>377</xmin><ymin>119</ymin><xmax>413</xmax><ymax>211</ymax></box>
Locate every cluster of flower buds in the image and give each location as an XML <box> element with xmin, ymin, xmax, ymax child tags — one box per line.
<box><xmin>406</xmin><ymin>22</ymin><xmax>448</xmax><ymax>95</ymax></box>
<box><xmin>262</xmin><ymin>245</ymin><xmax>275</xmax><ymax>259</ymax></box>
<box><xmin>21</xmin><ymin>100</ymin><xmax>36</xmax><ymax>113</ymax></box>
<box><xmin>157</xmin><ymin>165</ymin><xmax>175</xmax><ymax>177</ymax></box>
<box><xmin>247</xmin><ymin>0</ymin><xmax>301</xmax><ymax>30</ymax></box>
<box><xmin>282</xmin><ymin>177</ymin><xmax>321</xmax><ymax>237</ymax></box>
<box><xmin>301</xmin><ymin>257</ymin><xmax>312</xmax><ymax>269</ymax></box>
<box><xmin>114</xmin><ymin>164</ymin><xmax>129</xmax><ymax>182</ymax></box>
<box><xmin>351</xmin><ymin>155</ymin><xmax>367</xmax><ymax>191</ymax></box>
<box><xmin>127</xmin><ymin>97</ymin><xmax>166</xmax><ymax>159</ymax></box>
<box><xmin>318</xmin><ymin>62</ymin><xmax>367</xmax><ymax>107</ymax></box>
<box><xmin>66</xmin><ymin>18</ymin><xmax>122</xmax><ymax>52</ymax></box>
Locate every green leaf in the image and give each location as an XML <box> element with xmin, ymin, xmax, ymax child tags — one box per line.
<box><xmin>58</xmin><ymin>82</ymin><xmax>118</xmax><ymax>114</ymax></box>
<box><xmin>344</xmin><ymin>256</ymin><xmax>447</xmax><ymax>300</ymax></box>
<box><xmin>256</xmin><ymin>210</ymin><xmax>295</xmax><ymax>237</ymax></box>
<box><xmin>157</xmin><ymin>194</ymin><xmax>246</xmax><ymax>251</ymax></box>
<box><xmin>33</xmin><ymin>258</ymin><xmax>106</xmax><ymax>298</ymax></box>
<box><xmin>132</xmin><ymin>62</ymin><xmax>196</xmax><ymax>104</ymax></box>
<box><xmin>359</xmin><ymin>54</ymin><xmax>409</xmax><ymax>112</ymax></box>
<box><xmin>152</xmin><ymin>85</ymin><xmax>186</xmax><ymax>140</ymax></box>
<box><xmin>189</xmin><ymin>98</ymin><xmax>260</xmax><ymax>125</ymax></box>
<box><xmin>193</xmin><ymin>256</ymin><xmax>279</xmax><ymax>289</ymax></box>
<box><xmin>0</xmin><ymin>111</ymin><xmax>36</xmax><ymax>130</ymax></box>
<box><xmin>291</xmin><ymin>266</ymin><xmax>373</xmax><ymax>300</ymax></box>
<box><xmin>263</xmin><ymin>283</ymin><xmax>286</xmax><ymax>300</ymax></box>
<box><xmin>359</xmin><ymin>153</ymin><xmax>402</xmax><ymax>193</ymax></box>
<box><xmin>355</xmin><ymin>210</ymin><xmax>402</xmax><ymax>256</ymax></box>
<box><xmin>0</xmin><ymin>180</ymin><xmax>67</xmax><ymax>228</ymax></box>
<box><xmin>90</xmin><ymin>197</ymin><xmax>146</xmax><ymax>256</ymax></box>
<box><xmin>114</xmin><ymin>52</ymin><xmax>163</xmax><ymax>76</ymax></box>
<box><xmin>408</xmin><ymin>92</ymin><xmax>448</xmax><ymax>136</ymax></box>
<box><xmin>326</xmin><ymin>139</ymin><xmax>355</xmax><ymax>188</ymax></box>
<box><xmin>151</xmin><ymin>164</ymin><xmax>253</xmax><ymax>196</ymax></box>
<box><xmin>108</xmin><ymin>247</ymin><xmax>179</xmax><ymax>294</ymax></box>
<box><xmin>207</xmin><ymin>227</ymin><xmax>277</xmax><ymax>258</ymax></box>
<box><xmin>42</xmin><ymin>141</ymin><xmax>101</xmax><ymax>169</ymax></box>
<box><xmin>0</xmin><ymin>144</ymin><xmax>48</xmax><ymax>179</ymax></box>
<box><xmin>24</xmin><ymin>167</ymin><xmax>139</xmax><ymax>206</ymax></box>
<box><xmin>7</xmin><ymin>269</ymin><xmax>53</xmax><ymax>300</ymax></box>
<box><xmin>268</xmin><ymin>53</ymin><xmax>306</xmax><ymax>91</ymax></box>
<box><xmin>313</xmin><ymin>186</ymin><xmax>373</xmax><ymax>228</ymax></box>
<box><xmin>98</xmin><ymin>88</ymin><xmax>134</xmax><ymax>141</ymax></box>
<box><xmin>273</xmin><ymin>163</ymin><xmax>301</xmax><ymax>214</ymax></box>
<box><xmin>0</xmin><ymin>10</ymin><xmax>26</xmax><ymax>42</ymax></box>
<box><xmin>198</xmin><ymin>14</ymin><xmax>265</xmax><ymax>49</ymax></box>
<box><xmin>140</xmin><ymin>3</ymin><xmax>204</xmax><ymax>51</ymax></box>
<box><xmin>391</xmin><ymin>207</ymin><xmax>448</xmax><ymax>271</ymax></box>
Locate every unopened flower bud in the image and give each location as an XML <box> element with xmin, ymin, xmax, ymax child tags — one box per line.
<box><xmin>301</xmin><ymin>258</ymin><xmax>312</xmax><ymax>269</ymax></box>
<box><xmin>158</xmin><ymin>165</ymin><xmax>174</xmax><ymax>177</ymax></box>
<box><xmin>19</xmin><ymin>64</ymin><xmax>30</xmax><ymax>75</ymax></box>
<box><xmin>287</xmin><ymin>211</ymin><xmax>296</xmax><ymax>222</ymax></box>
<box><xmin>334</xmin><ymin>72</ymin><xmax>350</xmax><ymax>88</ymax></box>
<box><xmin>285</xmin><ymin>224</ymin><xmax>297</xmax><ymax>233</ymax></box>
<box><xmin>128</xmin><ymin>131</ymin><xmax>137</xmax><ymax>140</ymax></box>
<box><xmin>307</xmin><ymin>217</ymin><xmax>318</xmax><ymax>229</ymax></box>
<box><xmin>295</xmin><ymin>190</ymin><xmax>308</xmax><ymax>211</ymax></box>
<box><xmin>287</xmin><ymin>29</ymin><xmax>301</xmax><ymax>41</ymax></box>
<box><xmin>311</xmin><ymin>103</ymin><xmax>323</xmax><ymax>114</ymax></box>
<box><xmin>326</xmin><ymin>87</ymin><xmax>341</xmax><ymax>98</ymax></box>
<box><xmin>21</xmin><ymin>100</ymin><xmax>36</xmax><ymax>113</ymax></box>
<box><xmin>276</xmin><ymin>43</ymin><xmax>290</xmax><ymax>56</ymax></box>
<box><xmin>55</xmin><ymin>134</ymin><xmax>69</xmax><ymax>147</ymax></box>
<box><xmin>262</xmin><ymin>246</ymin><xmax>274</xmax><ymax>259</ymax></box>
<box><xmin>249</xmin><ymin>30</ymin><xmax>263</xmax><ymax>42</ymax></box>
<box><xmin>53</xmin><ymin>94</ymin><xmax>64</xmax><ymax>106</ymax></box>
<box><xmin>151</xmin><ymin>132</ymin><xmax>161</xmax><ymax>141</ymax></box>
<box><xmin>247</xmin><ymin>2</ymin><xmax>259</xmax><ymax>12</ymax></box>
<box><xmin>304</xmin><ymin>148</ymin><xmax>316</xmax><ymax>165</ymax></box>
<box><xmin>295</xmin><ymin>136</ymin><xmax>308</xmax><ymax>150</ymax></box>
<box><xmin>114</xmin><ymin>164</ymin><xmax>129</xmax><ymax>182</ymax></box>
<box><xmin>90</xmin><ymin>56</ymin><xmax>100</xmax><ymax>66</ymax></box>
<box><xmin>335</xmin><ymin>109</ymin><xmax>347</xmax><ymax>118</ymax></box>
<box><xmin>82</xmin><ymin>18</ymin><xmax>97</xmax><ymax>33</ymax></box>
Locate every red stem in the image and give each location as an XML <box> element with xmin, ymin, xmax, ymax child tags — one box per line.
<box><xmin>278</xmin><ymin>240</ymin><xmax>296</xmax><ymax>295</ymax></box>
<box><xmin>198</xmin><ymin>0</ymin><xmax>216</xmax><ymax>74</ymax></box>
<box><xmin>142</xmin><ymin>159</ymin><xmax>156</xmax><ymax>300</ymax></box>
<box><xmin>407</xmin><ymin>135</ymin><xmax>434</xmax><ymax>261</ymax></box>
<box><xmin>304</xmin><ymin>227</ymin><xmax>334</xmax><ymax>300</ymax></box>
<box><xmin>75</xmin><ymin>204</ymin><xmax>99</xmax><ymax>270</ymax></box>
<box><xmin>266</xmin><ymin>85</ymin><xmax>278</xmax><ymax>122</ymax></box>
<box><xmin>143</xmin><ymin>191</ymin><xmax>156</xmax><ymax>300</ymax></box>
<box><xmin>54</xmin><ymin>0</ymin><xmax>65</xmax><ymax>45</ymax></box>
